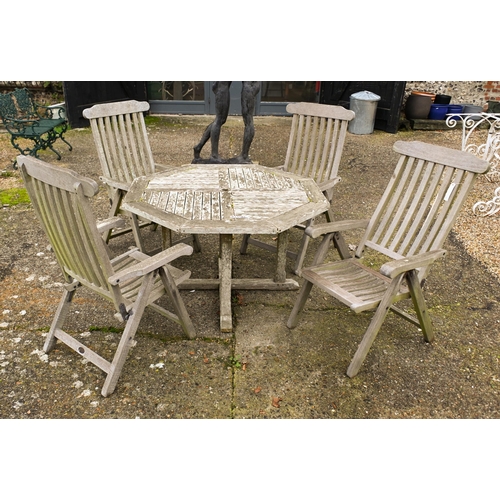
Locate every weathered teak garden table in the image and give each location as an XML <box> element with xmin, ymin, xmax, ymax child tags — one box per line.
<box><xmin>123</xmin><ymin>163</ymin><xmax>329</xmax><ymax>332</ymax></box>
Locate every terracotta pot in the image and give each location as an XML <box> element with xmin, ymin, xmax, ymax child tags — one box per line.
<box><xmin>405</xmin><ymin>94</ymin><xmax>433</xmax><ymax>119</ymax></box>
<box><xmin>411</xmin><ymin>91</ymin><xmax>436</xmax><ymax>102</ymax></box>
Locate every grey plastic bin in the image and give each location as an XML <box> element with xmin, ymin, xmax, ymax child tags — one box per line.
<box><xmin>348</xmin><ymin>91</ymin><xmax>381</xmax><ymax>135</ymax></box>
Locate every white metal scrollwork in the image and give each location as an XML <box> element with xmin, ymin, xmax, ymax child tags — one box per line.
<box><xmin>446</xmin><ymin>113</ymin><xmax>500</xmax><ymax>216</ymax></box>
<box><xmin>472</xmin><ymin>186</ymin><xmax>500</xmax><ymax>216</ymax></box>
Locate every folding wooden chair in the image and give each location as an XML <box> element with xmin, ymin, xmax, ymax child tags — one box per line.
<box><xmin>18</xmin><ymin>154</ymin><xmax>196</xmax><ymax>397</ymax></box>
<box><xmin>82</xmin><ymin>100</ymin><xmax>201</xmax><ymax>253</ymax></box>
<box><xmin>287</xmin><ymin>141</ymin><xmax>489</xmax><ymax>377</ymax></box>
<box><xmin>240</xmin><ymin>102</ymin><xmax>355</xmax><ymax>275</ymax></box>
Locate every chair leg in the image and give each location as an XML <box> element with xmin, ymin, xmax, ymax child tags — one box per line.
<box><xmin>162</xmin><ymin>227</ymin><xmax>202</xmax><ymax>253</ymax></box>
<box><xmin>308</xmin><ymin>233</ymin><xmax>335</xmax><ymax>269</ymax></box>
<box><xmin>47</xmin><ymin>143</ymin><xmax>62</xmax><ymax>161</ymax></box>
<box><xmin>161</xmin><ymin>226</ymin><xmax>173</xmax><ymax>249</ymax></box>
<box><xmin>346</xmin><ymin>275</ymin><xmax>405</xmax><ymax>378</ymax></box>
<box><xmin>331</xmin><ymin>232</ymin><xmax>352</xmax><ymax>260</ymax></box>
<box><xmin>43</xmin><ymin>285</ymin><xmax>77</xmax><ymax>353</ymax></box>
<box><xmin>293</xmin><ymin>211</ymin><xmax>352</xmax><ymax>275</ymax></box>
<box><xmin>292</xmin><ymin>219</ymin><xmax>313</xmax><ymax>276</ymax></box>
<box><xmin>105</xmin><ymin>189</ymin><xmax>148</xmax><ymax>252</ymax></box>
<box><xmin>58</xmin><ymin>131</ymin><xmax>73</xmax><ymax>151</ymax></box>
<box><xmin>192</xmin><ymin>234</ymin><xmax>202</xmax><ymax>253</ymax></box>
<box><xmin>287</xmin><ymin>280</ymin><xmax>314</xmax><ymax>329</ymax></box>
<box><xmin>129</xmin><ymin>212</ymin><xmax>146</xmax><ymax>253</ymax></box>
<box><xmin>239</xmin><ymin>234</ymin><xmax>250</xmax><ymax>254</ymax></box>
<box><xmin>101</xmin><ymin>272</ymin><xmax>156</xmax><ymax>397</ymax></box>
<box><xmin>406</xmin><ymin>270</ymin><xmax>435</xmax><ymax>342</ymax></box>
<box><xmin>103</xmin><ymin>190</ymin><xmax>123</xmax><ymax>243</ymax></box>
<box><xmin>323</xmin><ymin>207</ymin><xmax>352</xmax><ymax>260</ymax></box>
<box><xmin>158</xmin><ymin>266</ymin><xmax>196</xmax><ymax>339</ymax></box>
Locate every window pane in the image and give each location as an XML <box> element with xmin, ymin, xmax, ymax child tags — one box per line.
<box><xmin>147</xmin><ymin>81</ymin><xmax>205</xmax><ymax>101</ymax></box>
<box><xmin>261</xmin><ymin>81</ymin><xmax>318</xmax><ymax>103</ymax></box>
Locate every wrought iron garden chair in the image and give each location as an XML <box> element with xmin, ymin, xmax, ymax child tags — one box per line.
<box><xmin>82</xmin><ymin>100</ymin><xmax>201</xmax><ymax>253</ymax></box>
<box><xmin>240</xmin><ymin>102</ymin><xmax>355</xmax><ymax>275</ymax></box>
<box><xmin>18</xmin><ymin>154</ymin><xmax>196</xmax><ymax>397</ymax></box>
<box><xmin>0</xmin><ymin>88</ymin><xmax>72</xmax><ymax>168</ymax></box>
<box><xmin>287</xmin><ymin>141</ymin><xmax>489</xmax><ymax>378</ymax></box>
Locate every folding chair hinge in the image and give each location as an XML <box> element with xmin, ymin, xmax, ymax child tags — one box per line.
<box><xmin>64</xmin><ymin>280</ymin><xmax>81</xmax><ymax>292</ymax></box>
<box><xmin>118</xmin><ymin>303</ymin><xmax>133</xmax><ymax>321</ymax></box>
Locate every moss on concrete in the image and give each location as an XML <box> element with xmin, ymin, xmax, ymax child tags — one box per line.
<box><xmin>0</xmin><ymin>187</ymin><xmax>30</xmax><ymax>206</ymax></box>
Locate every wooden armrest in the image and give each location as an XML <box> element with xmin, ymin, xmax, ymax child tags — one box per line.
<box><xmin>96</xmin><ymin>216</ymin><xmax>125</xmax><ymax>234</ymax></box>
<box><xmin>318</xmin><ymin>176</ymin><xmax>341</xmax><ymax>192</ymax></box>
<box><xmin>99</xmin><ymin>176</ymin><xmax>130</xmax><ymax>192</ymax></box>
<box><xmin>380</xmin><ymin>249</ymin><xmax>447</xmax><ymax>279</ymax></box>
<box><xmin>108</xmin><ymin>243</ymin><xmax>193</xmax><ymax>285</ymax></box>
<box><xmin>305</xmin><ymin>219</ymin><xmax>370</xmax><ymax>239</ymax></box>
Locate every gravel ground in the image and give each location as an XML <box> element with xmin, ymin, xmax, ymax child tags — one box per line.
<box><xmin>1</xmin><ymin>117</ymin><xmax>499</xmax><ymax>422</ymax></box>
<box><xmin>454</xmin><ymin>179</ymin><xmax>500</xmax><ymax>279</ymax></box>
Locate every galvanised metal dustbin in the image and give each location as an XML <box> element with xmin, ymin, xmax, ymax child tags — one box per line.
<box><xmin>348</xmin><ymin>90</ymin><xmax>381</xmax><ymax>135</ymax></box>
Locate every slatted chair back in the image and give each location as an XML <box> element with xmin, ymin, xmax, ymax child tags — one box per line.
<box><xmin>356</xmin><ymin>141</ymin><xmax>488</xmax><ymax>280</ymax></box>
<box><xmin>18</xmin><ymin>154</ymin><xmax>196</xmax><ymax>396</ymax></box>
<box><xmin>83</xmin><ymin>100</ymin><xmax>155</xmax><ymax>185</ymax></box>
<box><xmin>239</xmin><ymin>102</ymin><xmax>355</xmax><ymax>275</ymax></box>
<box><xmin>82</xmin><ymin>100</ymin><xmax>158</xmax><ymax>252</ymax></box>
<box><xmin>19</xmin><ymin>154</ymin><xmax>118</xmax><ymax>300</ymax></box>
<box><xmin>284</xmin><ymin>102</ymin><xmax>355</xmax><ymax>188</ymax></box>
<box><xmin>83</xmin><ymin>99</ymin><xmax>202</xmax><ymax>254</ymax></box>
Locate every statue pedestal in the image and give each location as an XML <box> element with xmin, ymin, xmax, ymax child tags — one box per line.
<box><xmin>191</xmin><ymin>156</ymin><xmax>253</xmax><ymax>165</ymax></box>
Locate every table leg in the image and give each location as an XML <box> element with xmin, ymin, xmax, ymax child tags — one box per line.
<box><xmin>275</xmin><ymin>231</ymin><xmax>288</xmax><ymax>283</ymax></box>
<box><xmin>161</xmin><ymin>227</ymin><xmax>172</xmax><ymax>249</ymax></box>
<box><xmin>219</xmin><ymin>234</ymin><xmax>233</xmax><ymax>332</ymax></box>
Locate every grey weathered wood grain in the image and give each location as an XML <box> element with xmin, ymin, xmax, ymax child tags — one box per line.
<box><xmin>123</xmin><ymin>162</ymin><xmax>329</xmax><ymax>332</ymax></box>
<box><xmin>287</xmin><ymin>140</ymin><xmax>490</xmax><ymax>379</ymax></box>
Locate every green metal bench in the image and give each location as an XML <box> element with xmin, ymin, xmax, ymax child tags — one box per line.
<box><xmin>0</xmin><ymin>87</ymin><xmax>72</xmax><ymax>167</ymax></box>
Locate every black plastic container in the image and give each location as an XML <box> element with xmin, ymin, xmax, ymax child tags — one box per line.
<box><xmin>434</xmin><ymin>94</ymin><xmax>452</xmax><ymax>105</ymax></box>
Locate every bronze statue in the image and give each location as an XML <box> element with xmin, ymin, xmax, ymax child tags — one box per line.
<box><xmin>193</xmin><ymin>81</ymin><xmax>261</xmax><ymax>164</ymax></box>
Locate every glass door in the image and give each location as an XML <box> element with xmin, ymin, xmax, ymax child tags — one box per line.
<box><xmin>148</xmin><ymin>81</ymin><xmax>209</xmax><ymax>114</ymax></box>
<box><xmin>259</xmin><ymin>81</ymin><xmax>320</xmax><ymax>114</ymax></box>
<box><xmin>147</xmin><ymin>81</ymin><xmax>320</xmax><ymax>115</ymax></box>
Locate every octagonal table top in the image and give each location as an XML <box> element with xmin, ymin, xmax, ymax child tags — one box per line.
<box><xmin>123</xmin><ymin>163</ymin><xmax>329</xmax><ymax>234</ymax></box>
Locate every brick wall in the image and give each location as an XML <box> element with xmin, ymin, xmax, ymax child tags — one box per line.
<box><xmin>484</xmin><ymin>81</ymin><xmax>500</xmax><ymax>102</ymax></box>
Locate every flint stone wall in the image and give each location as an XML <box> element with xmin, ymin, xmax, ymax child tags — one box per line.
<box><xmin>405</xmin><ymin>81</ymin><xmax>500</xmax><ymax>106</ymax></box>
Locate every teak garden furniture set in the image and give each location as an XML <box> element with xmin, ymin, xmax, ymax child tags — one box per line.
<box><xmin>15</xmin><ymin>100</ymin><xmax>490</xmax><ymax>396</ymax></box>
